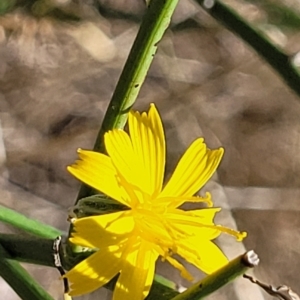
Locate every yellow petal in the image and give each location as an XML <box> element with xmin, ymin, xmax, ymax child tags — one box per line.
<box><xmin>68</xmin><ymin>149</ymin><xmax>130</xmax><ymax>206</ymax></box>
<box><xmin>113</xmin><ymin>240</ymin><xmax>158</xmax><ymax>300</ymax></box>
<box><xmin>70</xmin><ymin>212</ymin><xmax>134</xmax><ymax>249</ymax></box>
<box><xmin>65</xmin><ymin>247</ymin><xmax>121</xmax><ymax>296</ymax></box>
<box><xmin>129</xmin><ymin>104</ymin><xmax>166</xmax><ymax>197</ymax></box>
<box><xmin>167</xmin><ymin>208</ymin><xmax>247</xmax><ymax>242</ymax></box>
<box><xmin>159</xmin><ymin>138</ymin><xmax>224</xmax><ymax>199</ymax></box>
<box><xmin>177</xmin><ymin>240</ymin><xmax>228</xmax><ymax>274</ymax></box>
<box><xmin>105</xmin><ymin>104</ymin><xmax>165</xmax><ymax>198</ymax></box>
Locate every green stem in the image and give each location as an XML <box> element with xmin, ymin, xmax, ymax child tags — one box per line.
<box><xmin>76</xmin><ymin>0</ymin><xmax>179</xmax><ymax>201</ymax></box>
<box><xmin>0</xmin><ymin>0</ymin><xmax>16</xmax><ymax>14</ymax></box>
<box><xmin>244</xmin><ymin>0</ymin><xmax>300</xmax><ymax>30</ymax></box>
<box><xmin>195</xmin><ymin>0</ymin><xmax>300</xmax><ymax>97</ymax></box>
<box><xmin>0</xmin><ymin>205</ymin><xmax>63</xmax><ymax>239</ymax></box>
<box><xmin>171</xmin><ymin>250</ymin><xmax>259</xmax><ymax>300</ymax></box>
<box><xmin>94</xmin><ymin>0</ymin><xmax>179</xmax><ymax>147</ymax></box>
<box><xmin>0</xmin><ymin>234</ymin><xmax>58</xmax><ymax>267</ymax></box>
<box><xmin>0</xmin><ymin>243</ymin><xmax>55</xmax><ymax>300</ymax></box>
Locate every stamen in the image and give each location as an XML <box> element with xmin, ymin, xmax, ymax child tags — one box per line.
<box><xmin>215</xmin><ymin>225</ymin><xmax>247</xmax><ymax>241</ymax></box>
<box><xmin>165</xmin><ymin>219</ymin><xmax>194</xmax><ymax>238</ymax></box>
<box><xmin>166</xmin><ymin>214</ymin><xmax>246</xmax><ymax>241</ymax></box>
<box><xmin>117</xmin><ymin>175</ymin><xmax>140</xmax><ymax>207</ymax></box>
<box><xmin>154</xmin><ymin>244</ymin><xmax>173</xmax><ymax>260</ymax></box>
<box><xmin>133</xmin><ymin>210</ymin><xmax>183</xmax><ymax>252</ymax></box>
<box><xmin>155</xmin><ymin>192</ymin><xmax>213</xmax><ymax>208</ymax></box>
<box><xmin>175</xmin><ymin>240</ymin><xmax>202</xmax><ymax>260</ymax></box>
<box><xmin>165</xmin><ymin>256</ymin><xmax>194</xmax><ymax>281</ymax></box>
<box><xmin>202</xmin><ymin>192</ymin><xmax>213</xmax><ymax>207</ymax></box>
<box><xmin>120</xmin><ymin>235</ymin><xmax>139</xmax><ymax>261</ymax></box>
<box><xmin>134</xmin><ymin>217</ymin><xmax>175</xmax><ymax>249</ymax></box>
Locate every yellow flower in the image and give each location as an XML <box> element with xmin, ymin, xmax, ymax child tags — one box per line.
<box><xmin>65</xmin><ymin>104</ymin><xmax>246</xmax><ymax>300</ymax></box>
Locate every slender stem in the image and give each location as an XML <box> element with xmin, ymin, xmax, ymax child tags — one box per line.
<box><xmin>171</xmin><ymin>250</ymin><xmax>259</xmax><ymax>300</ymax></box>
<box><xmin>0</xmin><ymin>205</ymin><xmax>63</xmax><ymax>239</ymax></box>
<box><xmin>0</xmin><ymin>0</ymin><xmax>15</xmax><ymax>14</ymax></box>
<box><xmin>0</xmin><ymin>243</ymin><xmax>55</xmax><ymax>300</ymax></box>
<box><xmin>195</xmin><ymin>0</ymin><xmax>300</xmax><ymax>97</ymax></box>
<box><xmin>0</xmin><ymin>234</ymin><xmax>58</xmax><ymax>267</ymax></box>
<box><xmin>94</xmin><ymin>0</ymin><xmax>179</xmax><ymax>148</ymax></box>
<box><xmin>76</xmin><ymin>0</ymin><xmax>179</xmax><ymax>201</ymax></box>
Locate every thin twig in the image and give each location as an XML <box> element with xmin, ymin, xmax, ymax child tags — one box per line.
<box><xmin>171</xmin><ymin>250</ymin><xmax>259</xmax><ymax>300</ymax></box>
<box><xmin>195</xmin><ymin>0</ymin><xmax>300</xmax><ymax>97</ymax></box>
<box><xmin>244</xmin><ymin>274</ymin><xmax>300</xmax><ymax>300</ymax></box>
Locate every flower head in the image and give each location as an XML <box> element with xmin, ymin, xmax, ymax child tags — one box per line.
<box><xmin>65</xmin><ymin>104</ymin><xmax>246</xmax><ymax>300</ymax></box>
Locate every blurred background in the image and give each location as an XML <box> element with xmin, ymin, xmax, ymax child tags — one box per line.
<box><xmin>0</xmin><ymin>0</ymin><xmax>300</xmax><ymax>299</ymax></box>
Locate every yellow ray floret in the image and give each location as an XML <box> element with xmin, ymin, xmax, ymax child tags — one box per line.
<box><xmin>65</xmin><ymin>103</ymin><xmax>246</xmax><ymax>299</ymax></box>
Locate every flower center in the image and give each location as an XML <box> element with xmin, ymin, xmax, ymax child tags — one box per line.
<box><xmin>132</xmin><ymin>205</ymin><xmax>189</xmax><ymax>257</ymax></box>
